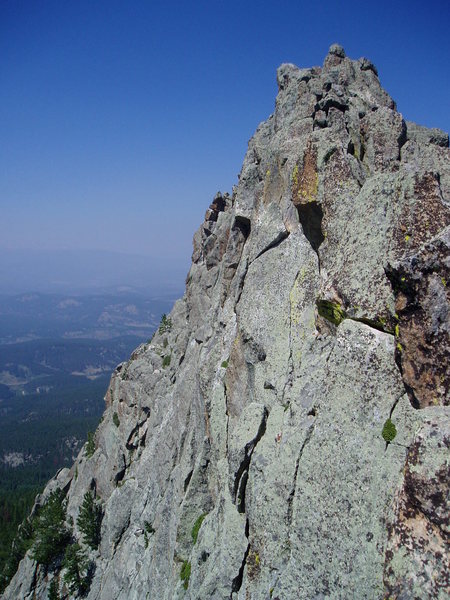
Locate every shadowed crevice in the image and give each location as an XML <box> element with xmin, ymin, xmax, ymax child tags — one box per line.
<box><xmin>297</xmin><ymin>202</ymin><xmax>324</xmax><ymax>253</ymax></box>
<box><xmin>232</xmin><ymin>408</ymin><xmax>268</xmax><ymax>513</ymax></box>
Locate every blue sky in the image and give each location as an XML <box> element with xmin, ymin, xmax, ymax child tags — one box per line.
<box><xmin>1</xmin><ymin>0</ymin><xmax>449</xmax><ymax>283</ymax></box>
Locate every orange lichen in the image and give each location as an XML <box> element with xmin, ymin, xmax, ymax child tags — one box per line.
<box><xmin>292</xmin><ymin>141</ymin><xmax>319</xmax><ymax>205</ymax></box>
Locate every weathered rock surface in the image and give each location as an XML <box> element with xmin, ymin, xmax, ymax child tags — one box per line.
<box><xmin>3</xmin><ymin>45</ymin><xmax>449</xmax><ymax>600</ymax></box>
<box><xmin>387</xmin><ymin>228</ymin><xmax>450</xmax><ymax>408</ymax></box>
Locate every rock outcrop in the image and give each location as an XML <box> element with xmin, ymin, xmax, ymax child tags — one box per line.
<box><xmin>3</xmin><ymin>45</ymin><xmax>449</xmax><ymax>600</ymax></box>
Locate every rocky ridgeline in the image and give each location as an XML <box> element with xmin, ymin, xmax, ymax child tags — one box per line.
<box><xmin>3</xmin><ymin>45</ymin><xmax>449</xmax><ymax>600</ymax></box>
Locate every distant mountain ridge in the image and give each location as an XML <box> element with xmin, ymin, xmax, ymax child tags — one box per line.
<box><xmin>0</xmin><ymin>248</ymin><xmax>187</xmax><ymax>295</ymax></box>
<box><xmin>0</xmin><ymin>291</ymin><xmax>175</xmax><ymax>343</ymax></box>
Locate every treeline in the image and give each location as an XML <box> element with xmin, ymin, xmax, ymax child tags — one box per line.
<box><xmin>0</xmin><ymin>414</ymin><xmax>101</xmax><ymax>459</ymax></box>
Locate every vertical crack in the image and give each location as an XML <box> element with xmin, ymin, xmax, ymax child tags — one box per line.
<box><xmin>282</xmin><ymin>267</ymin><xmax>307</xmax><ymax>407</ymax></box>
<box><xmin>233</xmin><ymin>409</ymin><xmax>268</xmax><ymax>512</ymax></box>
<box><xmin>234</xmin><ymin>256</ymin><xmax>250</xmax><ymax>309</ymax></box>
<box><xmin>286</xmin><ymin>421</ymin><xmax>315</xmax><ymax>526</ymax></box>
<box><xmin>230</xmin><ymin>541</ymin><xmax>250</xmax><ymax>598</ymax></box>
<box><xmin>389</xmin><ymin>392</ymin><xmax>405</xmax><ymax>419</ymax></box>
<box><xmin>281</xmin><ymin>274</ymin><xmax>296</xmax><ymax>407</ymax></box>
<box><xmin>229</xmin><ymin>409</ymin><xmax>268</xmax><ymax>597</ymax></box>
<box><xmin>224</xmin><ymin>381</ymin><xmax>230</xmax><ymax>457</ymax></box>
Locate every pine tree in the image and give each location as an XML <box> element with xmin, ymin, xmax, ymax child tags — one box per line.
<box><xmin>31</xmin><ymin>489</ymin><xmax>70</xmax><ymax>566</ymax></box>
<box><xmin>0</xmin><ymin>516</ymin><xmax>34</xmax><ymax>593</ymax></box>
<box><xmin>62</xmin><ymin>543</ymin><xmax>90</xmax><ymax>595</ymax></box>
<box><xmin>48</xmin><ymin>577</ymin><xmax>60</xmax><ymax>600</ymax></box>
<box><xmin>76</xmin><ymin>491</ymin><xmax>102</xmax><ymax>550</ymax></box>
<box><xmin>85</xmin><ymin>432</ymin><xmax>95</xmax><ymax>458</ymax></box>
<box><xmin>158</xmin><ymin>313</ymin><xmax>172</xmax><ymax>334</ymax></box>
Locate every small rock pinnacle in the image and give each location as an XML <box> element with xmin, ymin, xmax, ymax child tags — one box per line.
<box><xmin>328</xmin><ymin>43</ymin><xmax>346</xmax><ymax>58</ymax></box>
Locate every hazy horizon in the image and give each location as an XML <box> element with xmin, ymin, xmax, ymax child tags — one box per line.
<box><xmin>0</xmin><ymin>246</ymin><xmax>188</xmax><ymax>295</ymax></box>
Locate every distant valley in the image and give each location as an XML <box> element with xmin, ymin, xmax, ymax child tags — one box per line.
<box><xmin>0</xmin><ymin>291</ymin><xmax>176</xmax><ymax>473</ymax></box>
<box><xmin>0</xmin><ymin>291</ymin><xmax>175</xmax><ymax>344</ymax></box>
<box><xmin>0</xmin><ymin>290</ymin><xmax>175</xmax><ymax>578</ymax></box>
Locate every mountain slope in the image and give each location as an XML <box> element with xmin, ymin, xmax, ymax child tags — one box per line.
<box><xmin>3</xmin><ymin>45</ymin><xmax>449</xmax><ymax>600</ymax></box>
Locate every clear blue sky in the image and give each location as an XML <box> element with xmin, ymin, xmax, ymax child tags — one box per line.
<box><xmin>1</xmin><ymin>0</ymin><xmax>449</xmax><ymax>277</ymax></box>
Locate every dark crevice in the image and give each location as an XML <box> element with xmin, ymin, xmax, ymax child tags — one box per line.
<box><xmin>30</xmin><ymin>562</ymin><xmax>39</xmax><ymax>589</ymax></box>
<box><xmin>232</xmin><ymin>408</ymin><xmax>268</xmax><ymax>512</ymax></box>
<box><xmin>286</xmin><ymin>424</ymin><xmax>315</xmax><ymax>526</ymax></box>
<box><xmin>113</xmin><ymin>513</ymin><xmax>131</xmax><ymax>552</ymax></box>
<box><xmin>360</xmin><ymin>144</ymin><xmax>366</xmax><ymax>162</ymax></box>
<box><xmin>317</xmin><ymin>299</ymin><xmax>395</xmax><ymax>336</ymax></box>
<box><xmin>126</xmin><ymin>415</ymin><xmax>150</xmax><ymax>450</ymax></box>
<box><xmin>233</xmin><ymin>215</ymin><xmax>251</xmax><ymax>239</ymax></box>
<box><xmin>230</xmin><ymin>540</ymin><xmax>250</xmax><ymax>596</ymax></box>
<box><xmin>393</xmin><ymin>350</ymin><xmax>421</xmax><ymax>410</ymax></box>
<box><xmin>404</xmin><ymin>383</ymin><xmax>420</xmax><ymax>410</ymax></box>
<box><xmin>389</xmin><ymin>392</ymin><xmax>406</xmax><ymax>419</ymax></box>
<box><xmin>114</xmin><ymin>455</ymin><xmax>127</xmax><ymax>486</ymax></box>
<box><xmin>281</xmin><ymin>270</ymin><xmax>298</xmax><ymax>406</ymax></box>
<box><xmin>184</xmin><ymin>470</ymin><xmax>193</xmax><ymax>492</ymax></box>
<box><xmin>297</xmin><ymin>202</ymin><xmax>324</xmax><ymax>254</ymax></box>
<box><xmin>347</xmin><ymin>140</ymin><xmax>355</xmax><ymax>156</ymax></box>
<box><xmin>236</xmin><ymin>471</ymin><xmax>249</xmax><ymax>513</ymax></box>
<box><xmin>253</xmin><ymin>230</ymin><xmax>290</xmax><ymax>262</ymax></box>
<box><xmin>323</xmin><ymin>147</ymin><xmax>338</xmax><ymax>163</ymax></box>
<box><xmin>350</xmin><ymin>316</ymin><xmax>394</xmax><ymax>335</ymax></box>
<box><xmin>221</xmin><ymin>215</ymin><xmax>251</xmax><ymax>306</ymax></box>
<box><xmin>234</xmin><ymin>257</ymin><xmax>250</xmax><ymax>308</ymax></box>
<box><xmin>321</xmin><ymin>98</ymin><xmax>348</xmax><ymax>114</ymax></box>
<box><xmin>385</xmin><ymin>265</ymin><xmax>423</xmax><ymax>410</ymax></box>
<box><xmin>397</xmin><ymin>120</ymin><xmax>408</xmax><ymax>156</ymax></box>
<box><xmin>286</xmin><ymin>455</ymin><xmax>301</xmax><ymax>528</ymax></box>
<box><xmin>175</xmin><ymin>406</ymin><xmax>191</xmax><ymax>465</ymax></box>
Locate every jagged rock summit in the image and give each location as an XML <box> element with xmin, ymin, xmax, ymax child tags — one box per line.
<box><xmin>3</xmin><ymin>45</ymin><xmax>449</xmax><ymax>600</ymax></box>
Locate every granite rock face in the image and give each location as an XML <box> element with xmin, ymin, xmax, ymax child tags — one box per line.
<box><xmin>3</xmin><ymin>46</ymin><xmax>449</xmax><ymax>600</ymax></box>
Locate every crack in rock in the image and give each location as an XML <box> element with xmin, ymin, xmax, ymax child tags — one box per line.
<box><xmin>228</xmin><ymin>409</ymin><xmax>269</xmax><ymax>597</ymax></box>
<box><xmin>230</xmin><ymin>541</ymin><xmax>250</xmax><ymax>598</ymax></box>
<box><xmin>233</xmin><ymin>409</ymin><xmax>268</xmax><ymax>513</ymax></box>
<box><xmin>234</xmin><ymin>256</ymin><xmax>250</xmax><ymax>309</ymax></box>
<box><xmin>252</xmin><ymin>230</ymin><xmax>290</xmax><ymax>263</ymax></box>
<box><xmin>286</xmin><ymin>422</ymin><xmax>315</xmax><ymax>527</ymax></box>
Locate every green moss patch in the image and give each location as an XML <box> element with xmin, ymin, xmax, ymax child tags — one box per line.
<box><xmin>317</xmin><ymin>300</ymin><xmax>347</xmax><ymax>326</ymax></box>
<box><xmin>382</xmin><ymin>418</ymin><xmax>397</xmax><ymax>443</ymax></box>
<box><xmin>180</xmin><ymin>560</ymin><xmax>191</xmax><ymax>589</ymax></box>
<box><xmin>191</xmin><ymin>514</ymin><xmax>207</xmax><ymax>544</ymax></box>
